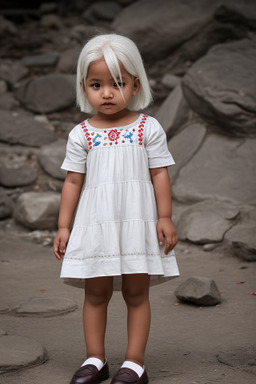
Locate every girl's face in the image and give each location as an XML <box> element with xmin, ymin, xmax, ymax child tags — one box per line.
<box><xmin>83</xmin><ymin>58</ymin><xmax>140</xmax><ymax>117</ymax></box>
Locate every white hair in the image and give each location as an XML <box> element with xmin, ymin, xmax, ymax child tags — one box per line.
<box><xmin>76</xmin><ymin>34</ymin><xmax>153</xmax><ymax>113</ymax></box>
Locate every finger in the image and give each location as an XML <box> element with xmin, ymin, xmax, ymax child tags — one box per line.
<box><xmin>165</xmin><ymin>234</ymin><xmax>178</xmax><ymax>254</ymax></box>
<box><xmin>157</xmin><ymin>229</ymin><xmax>165</xmax><ymax>246</ymax></box>
<box><xmin>59</xmin><ymin>240</ymin><xmax>66</xmax><ymax>255</ymax></box>
<box><xmin>53</xmin><ymin>239</ymin><xmax>63</xmax><ymax>260</ymax></box>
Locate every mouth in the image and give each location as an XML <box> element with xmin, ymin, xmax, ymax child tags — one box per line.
<box><xmin>103</xmin><ymin>102</ymin><xmax>114</xmax><ymax>106</ymax></box>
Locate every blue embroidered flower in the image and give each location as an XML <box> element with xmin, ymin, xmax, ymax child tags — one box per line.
<box><xmin>93</xmin><ymin>133</ymin><xmax>102</xmax><ymax>146</ymax></box>
<box><xmin>123</xmin><ymin>132</ymin><xmax>133</xmax><ymax>143</ymax></box>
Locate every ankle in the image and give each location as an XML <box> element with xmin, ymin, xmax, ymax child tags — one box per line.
<box><xmin>122</xmin><ymin>360</ymin><xmax>145</xmax><ymax>377</ymax></box>
<box><xmin>124</xmin><ymin>358</ymin><xmax>144</xmax><ymax>367</ymax></box>
<box><xmin>82</xmin><ymin>357</ymin><xmax>106</xmax><ymax>370</ymax></box>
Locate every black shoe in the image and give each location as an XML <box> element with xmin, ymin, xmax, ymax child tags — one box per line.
<box><xmin>70</xmin><ymin>361</ymin><xmax>110</xmax><ymax>384</ymax></box>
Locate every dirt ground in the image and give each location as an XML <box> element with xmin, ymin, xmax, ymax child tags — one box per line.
<box><xmin>0</xmin><ymin>232</ymin><xmax>255</xmax><ymax>384</ymax></box>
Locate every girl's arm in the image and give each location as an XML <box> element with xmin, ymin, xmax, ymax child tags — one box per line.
<box><xmin>150</xmin><ymin>167</ymin><xmax>178</xmax><ymax>255</ymax></box>
<box><xmin>53</xmin><ymin>171</ymin><xmax>85</xmax><ymax>260</ymax></box>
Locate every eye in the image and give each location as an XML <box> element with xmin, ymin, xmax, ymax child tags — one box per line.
<box><xmin>91</xmin><ymin>83</ymin><xmax>100</xmax><ymax>89</ymax></box>
<box><xmin>113</xmin><ymin>82</ymin><xmax>125</xmax><ymax>88</ymax></box>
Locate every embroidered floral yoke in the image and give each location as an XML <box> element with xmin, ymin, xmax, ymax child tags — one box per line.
<box><xmin>60</xmin><ymin>114</ymin><xmax>179</xmax><ymax>285</ymax></box>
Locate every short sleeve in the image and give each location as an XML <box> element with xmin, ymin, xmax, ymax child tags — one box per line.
<box><xmin>61</xmin><ymin>124</ymin><xmax>88</xmax><ymax>173</ymax></box>
<box><xmin>145</xmin><ymin>117</ymin><xmax>175</xmax><ymax>168</ymax></box>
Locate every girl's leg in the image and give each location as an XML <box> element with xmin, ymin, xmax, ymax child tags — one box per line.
<box><xmin>83</xmin><ymin>276</ymin><xmax>113</xmax><ymax>362</ymax></box>
<box><xmin>122</xmin><ymin>274</ymin><xmax>151</xmax><ymax>366</ymax></box>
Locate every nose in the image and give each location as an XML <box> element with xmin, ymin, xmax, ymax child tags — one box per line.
<box><xmin>102</xmin><ymin>86</ymin><xmax>113</xmax><ymax>99</ymax></box>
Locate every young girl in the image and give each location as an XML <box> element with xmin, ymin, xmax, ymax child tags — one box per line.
<box><xmin>54</xmin><ymin>34</ymin><xmax>179</xmax><ymax>384</ymax></box>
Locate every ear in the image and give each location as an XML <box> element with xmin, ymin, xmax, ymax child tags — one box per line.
<box><xmin>80</xmin><ymin>80</ymin><xmax>87</xmax><ymax>97</ymax></box>
<box><xmin>132</xmin><ymin>77</ymin><xmax>140</xmax><ymax>96</ymax></box>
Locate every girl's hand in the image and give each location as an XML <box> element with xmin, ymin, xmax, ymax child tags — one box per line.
<box><xmin>53</xmin><ymin>228</ymin><xmax>70</xmax><ymax>260</ymax></box>
<box><xmin>157</xmin><ymin>218</ymin><xmax>178</xmax><ymax>255</ymax></box>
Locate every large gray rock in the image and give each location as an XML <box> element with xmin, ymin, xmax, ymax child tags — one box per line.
<box><xmin>161</xmin><ymin>74</ymin><xmax>181</xmax><ymax>90</ymax></box>
<box><xmin>215</xmin><ymin>0</ymin><xmax>256</xmax><ymax>29</ymax></box>
<box><xmin>38</xmin><ymin>139</ymin><xmax>67</xmax><ymax>180</ymax></box>
<box><xmin>70</xmin><ymin>25</ymin><xmax>107</xmax><ymax>45</ymax></box>
<box><xmin>83</xmin><ymin>1</ymin><xmax>122</xmax><ymax>22</ymax></box>
<box><xmin>225</xmin><ymin>225</ymin><xmax>256</xmax><ymax>262</ymax></box>
<box><xmin>58</xmin><ymin>47</ymin><xmax>80</xmax><ymax>73</ymax></box>
<box><xmin>0</xmin><ymin>110</ymin><xmax>57</xmax><ymax>147</ymax></box>
<box><xmin>0</xmin><ymin>335</ymin><xmax>47</xmax><ymax>373</ymax></box>
<box><xmin>21</xmin><ymin>52</ymin><xmax>59</xmax><ymax>67</ymax></box>
<box><xmin>217</xmin><ymin>347</ymin><xmax>256</xmax><ymax>367</ymax></box>
<box><xmin>182</xmin><ymin>38</ymin><xmax>256</xmax><ymax>136</ymax></box>
<box><xmin>113</xmin><ymin>0</ymin><xmax>256</xmax><ymax>70</ymax></box>
<box><xmin>112</xmin><ymin>0</ymin><xmax>218</xmax><ymax>61</ymax></box>
<box><xmin>176</xmin><ymin>200</ymin><xmax>239</xmax><ymax>244</ymax></box>
<box><xmin>154</xmin><ymin>85</ymin><xmax>189</xmax><ymax>138</ymax></box>
<box><xmin>13</xmin><ymin>192</ymin><xmax>61</xmax><ymax>230</ymax></box>
<box><xmin>175</xmin><ymin>277</ymin><xmax>221</xmax><ymax>306</ymax></box>
<box><xmin>168</xmin><ymin>123</ymin><xmax>206</xmax><ymax>182</ymax></box>
<box><xmin>172</xmin><ymin>134</ymin><xmax>256</xmax><ymax>205</ymax></box>
<box><xmin>15</xmin><ymin>74</ymin><xmax>76</xmax><ymax>113</ymax></box>
<box><xmin>165</xmin><ymin>0</ymin><xmax>256</xmax><ymax>73</ymax></box>
<box><xmin>0</xmin><ymin>60</ymin><xmax>28</xmax><ymax>85</ymax></box>
<box><xmin>14</xmin><ymin>297</ymin><xmax>78</xmax><ymax>317</ymax></box>
<box><xmin>0</xmin><ymin>165</ymin><xmax>38</xmax><ymax>187</ymax></box>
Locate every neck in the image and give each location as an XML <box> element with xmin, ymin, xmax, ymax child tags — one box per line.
<box><xmin>88</xmin><ymin>110</ymin><xmax>140</xmax><ymax>128</ymax></box>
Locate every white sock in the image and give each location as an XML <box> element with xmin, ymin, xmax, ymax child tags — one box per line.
<box><xmin>81</xmin><ymin>357</ymin><xmax>104</xmax><ymax>370</ymax></box>
<box><xmin>121</xmin><ymin>361</ymin><xmax>144</xmax><ymax>377</ymax></box>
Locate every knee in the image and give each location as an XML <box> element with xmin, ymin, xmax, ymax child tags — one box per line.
<box><xmin>122</xmin><ymin>286</ymin><xmax>149</xmax><ymax>307</ymax></box>
<box><xmin>85</xmin><ymin>286</ymin><xmax>113</xmax><ymax>307</ymax></box>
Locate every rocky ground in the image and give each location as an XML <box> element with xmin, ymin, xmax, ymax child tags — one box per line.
<box><xmin>0</xmin><ymin>0</ymin><xmax>256</xmax><ymax>383</ymax></box>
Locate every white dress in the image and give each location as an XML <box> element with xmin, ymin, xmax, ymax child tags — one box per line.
<box><xmin>60</xmin><ymin>114</ymin><xmax>179</xmax><ymax>289</ymax></box>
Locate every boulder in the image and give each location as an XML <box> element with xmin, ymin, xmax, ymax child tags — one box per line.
<box><xmin>0</xmin><ymin>335</ymin><xmax>47</xmax><ymax>373</ymax></box>
<box><xmin>0</xmin><ymin>60</ymin><xmax>28</xmax><ymax>85</ymax></box>
<box><xmin>0</xmin><ymin>165</ymin><xmax>38</xmax><ymax>187</ymax></box>
<box><xmin>154</xmin><ymin>85</ymin><xmax>189</xmax><ymax>138</ymax></box>
<box><xmin>168</xmin><ymin>123</ymin><xmax>206</xmax><ymax>182</ymax></box>
<box><xmin>215</xmin><ymin>0</ymin><xmax>256</xmax><ymax>30</ymax></box>
<box><xmin>161</xmin><ymin>74</ymin><xmax>181</xmax><ymax>90</ymax></box>
<box><xmin>165</xmin><ymin>0</ymin><xmax>256</xmax><ymax>73</ymax></box>
<box><xmin>58</xmin><ymin>47</ymin><xmax>80</xmax><ymax>73</ymax></box>
<box><xmin>13</xmin><ymin>33</ymin><xmax>47</xmax><ymax>50</ymax></box>
<box><xmin>70</xmin><ymin>25</ymin><xmax>107</xmax><ymax>44</ymax></box>
<box><xmin>83</xmin><ymin>2</ymin><xmax>122</xmax><ymax>22</ymax></box>
<box><xmin>176</xmin><ymin>200</ymin><xmax>239</xmax><ymax>244</ymax></box>
<box><xmin>225</xmin><ymin>225</ymin><xmax>256</xmax><ymax>261</ymax></box>
<box><xmin>175</xmin><ymin>276</ymin><xmax>221</xmax><ymax>306</ymax></box>
<box><xmin>38</xmin><ymin>139</ymin><xmax>67</xmax><ymax>180</ymax></box>
<box><xmin>13</xmin><ymin>192</ymin><xmax>61</xmax><ymax>230</ymax></box>
<box><xmin>0</xmin><ymin>110</ymin><xmax>57</xmax><ymax>147</ymax></box>
<box><xmin>172</xmin><ymin>134</ymin><xmax>256</xmax><ymax>205</ymax></box>
<box><xmin>15</xmin><ymin>74</ymin><xmax>76</xmax><ymax>114</ymax></box>
<box><xmin>182</xmin><ymin>38</ymin><xmax>256</xmax><ymax>136</ymax></box>
<box><xmin>21</xmin><ymin>52</ymin><xmax>60</xmax><ymax>68</ymax></box>
<box><xmin>112</xmin><ymin>0</ymin><xmax>218</xmax><ymax>62</ymax></box>
<box><xmin>14</xmin><ymin>297</ymin><xmax>78</xmax><ymax>317</ymax></box>
<box><xmin>217</xmin><ymin>347</ymin><xmax>256</xmax><ymax>367</ymax></box>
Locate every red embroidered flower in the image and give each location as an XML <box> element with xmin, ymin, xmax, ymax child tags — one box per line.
<box><xmin>108</xmin><ymin>129</ymin><xmax>120</xmax><ymax>142</ymax></box>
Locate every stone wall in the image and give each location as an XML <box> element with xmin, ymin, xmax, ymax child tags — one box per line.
<box><xmin>0</xmin><ymin>0</ymin><xmax>255</xmax><ymax>260</ymax></box>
